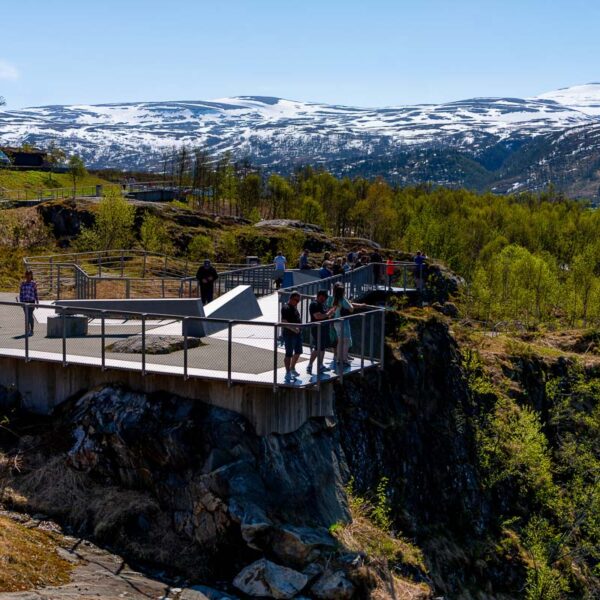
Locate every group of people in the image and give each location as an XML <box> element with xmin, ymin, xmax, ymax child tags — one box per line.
<box><xmin>280</xmin><ymin>283</ymin><xmax>366</xmax><ymax>383</ymax></box>
<box><xmin>275</xmin><ymin>247</ymin><xmax>428</xmax><ymax>291</ymax></box>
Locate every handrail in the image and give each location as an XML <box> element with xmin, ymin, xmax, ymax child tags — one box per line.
<box><xmin>0</xmin><ymin>299</ymin><xmax>385</xmax><ymax>389</ymax></box>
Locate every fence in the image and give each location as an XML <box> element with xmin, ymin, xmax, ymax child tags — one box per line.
<box><xmin>0</xmin><ymin>180</ymin><xmax>177</xmax><ymax>205</ymax></box>
<box><xmin>0</xmin><ymin>300</ymin><xmax>385</xmax><ymax>390</ymax></box>
<box><xmin>23</xmin><ymin>250</ymin><xmax>249</xmax><ymax>300</ymax></box>
<box><xmin>278</xmin><ymin>262</ymin><xmax>418</xmax><ymax>322</ymax></box>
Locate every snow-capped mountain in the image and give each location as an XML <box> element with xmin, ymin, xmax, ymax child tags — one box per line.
<box><xmin>2</xmin><ymin>84</ymin><xmax>600</xmax><ymax>199</ymax></box>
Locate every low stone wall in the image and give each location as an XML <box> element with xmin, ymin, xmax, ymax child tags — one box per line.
<box><xmin>0</xmin><ymin>356</ymin><xmax>333</xmax><ymax>435</ymax></box>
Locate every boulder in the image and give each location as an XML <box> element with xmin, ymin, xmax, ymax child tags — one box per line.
<box><xmin>431</xmin><ymin>302</ymin><xmax>459</xmax><ymax>318</ymax></box>
<box><xmin>182</xmin><ymin>585</ymin><xmax>238</xmax><ymax>600</ymax></box>
<box><xmin>233</xmin><ymin>558</ymin><xmax>308</xmax><ymax>599</ymax></box>
<box><xmin>311</xmin><ymin>570</ymin><xmax>355</xmax><ymax>600</ymax></box>
<box><xmin>106</xmin><ymin>335</ymin><xmax>203</xmax><ymax>354</ymax></box>
<box><xmin>255</xmin><ymin>219</ymin><xmax>324</xmax><ymax>234</ymax></box>
<box><xmin>269</xmin><ymin>525</ymin><xmax>337</xmax><ymax>567</ymax></box>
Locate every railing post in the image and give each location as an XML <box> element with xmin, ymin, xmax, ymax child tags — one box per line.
<box><xmin>360</xmin><ymin>312</ymin><xmax>366</xmax><ymax>374</ymax></box>
<box><xmin>369</xmin><ymin>312</ymin><xmax>375</xmax><ymax>363</ymax></box>
<box><xmin>57</xmin><ymin>264</ymin><xmax>61</xmax><ymax>301</ymax></box>
<box><xmin>101</xmin><ymin>312</ymin><xmax>106</xmax><ymax>370</ymax></box>
<box><xmin>227</xmin><ymin>320</ymin><xmax>233</xmax><ymax>387</ymax></box>
<box><xmin>142</xmin><ymin>252</ymin><xmax>147</xmax><ymax>278</ymax></box>
<box><xmin>24</xmin><ymin>304</ymin><xmax>29</xmax><ymax>362</ymax></box>
<box><xmin>339</xmin><ymin>318</ymin><xmax>344</xmax><ymax>384</ymax></box>
<box><xmin>183</xmin><ymin>318</ymin><xmax>188</xmax><ymax>379</ymax></box>
<box><xmin>49</xmin><ymin>257</ymin><xmax>54</xmax><ymax>292</ymax></box>
<box><xmin>316</xmin><ymin>321</ymin><xmax>322</xmax><ymax>393</ymax></box>
<box><xmin>273</xmin><ymin>323</ymin><xmax>278</xmax><ymax>392</ymax></box>
<box><xmin>62</xmin><ymin>310</ymin><xmax>67</xmax><ymax>366</ymax></box>
<box><xmin>404</xmin><ymin>265</ymin><xmax>408</xmax><ymax>292</ymax></box>
<box><xmin>120</xmin><ymin>251</ymin><xmax>124</xmax><ymax>277</ymax></box>
<box><xmin>126</xmin><ymin>279</ymin><xmax>131</xmax><ymax>299</ymax></box>
<box><xmin>141</xmin><ymin>314</ymin><xmax>146</xmax><ymax>375</ymax></box>
<box><xmin>379</xmin><ymin>309</ymin><xmax>386</xmax><ymax>370</ymax></box>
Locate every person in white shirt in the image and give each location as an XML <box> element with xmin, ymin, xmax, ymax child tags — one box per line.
<box><xmin>273</xmin><ymin>251</ymin><xmax>287</xmax><ymax>289</ymax></box>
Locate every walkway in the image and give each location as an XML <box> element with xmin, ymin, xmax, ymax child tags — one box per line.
<box><xmin>0</xmin><ymin>293</ymin><xmax>381</xmax><ymax>389</ymax></box>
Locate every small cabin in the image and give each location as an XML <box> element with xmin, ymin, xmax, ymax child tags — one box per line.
<box><xmin>0</xmin><ymin>146</ymin><xmax>48</xmax><ymax>168</ymax></box>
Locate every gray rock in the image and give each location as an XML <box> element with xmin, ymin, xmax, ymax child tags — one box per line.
<box><xmin>106</xmin><ymin>334</ymin><xmax>203</xmax><ymax>355</ymax></box>
<box><xmin>311</xmin><ymin>571</ymin><xmax>355</xmax><ymax>600</ymax></box>
<box><xmin>182</xmin><ymin>585</ymin><xmax>238</xmax><ymax>600</ymax></box>
<box><xmin>233</xmin><ymin>558</ymin><xmax>308</xmax><ymax>599</ymax></box>
<box><xmin>270</xmin><ymin>525</ymin><xmax>337</xmax><ymax>567</ymax></box>
<box><xmin>255</xmin><ymin>219</ymin><xmax>324</xmax><ymax>233</ymax></box>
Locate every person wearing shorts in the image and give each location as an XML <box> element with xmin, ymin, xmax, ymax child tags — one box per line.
<box><xmin>307</xmin><ymin>290</ymin><xmax>334</xmax><ymax>375</ymax></box>
<box><xmin>281</xmin><ymin>291</ymin><xmax>303</xmax><ymax>382</ymax></box>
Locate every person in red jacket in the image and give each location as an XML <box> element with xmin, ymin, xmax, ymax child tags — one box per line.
<box><xmin>386</xmin><ymin>258</ymin><xmax>395</xmax><ymax>290</ymax></box>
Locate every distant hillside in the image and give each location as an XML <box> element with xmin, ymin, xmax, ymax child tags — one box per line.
<box><xmin>2</xmin><ymin>84</ymin><xmax>600</xmax><ymax>200</ymax></box>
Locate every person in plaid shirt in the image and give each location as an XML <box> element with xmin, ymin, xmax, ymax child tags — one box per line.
<box><xmin>19</xmin><ymin>270</ymin><xmax>38</xmax><ymax>335</ymax></box>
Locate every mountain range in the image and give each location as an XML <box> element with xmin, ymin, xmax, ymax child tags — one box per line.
<box><xmin>2</xmin><ymin>83</ymin><xmax>600</xmax><ymax>199</ymax></box>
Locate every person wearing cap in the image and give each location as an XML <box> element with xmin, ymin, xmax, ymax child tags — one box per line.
<box><xmin>196</xmin><ymin>259</ymin><xmax>219</xmax><ymax>305</ymax></box>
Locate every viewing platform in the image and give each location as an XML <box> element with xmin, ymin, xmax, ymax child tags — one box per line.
<box><xmin>2</xmin><ymin>254</ymin><xmax>421</xmax><ymax>433</ymax></box>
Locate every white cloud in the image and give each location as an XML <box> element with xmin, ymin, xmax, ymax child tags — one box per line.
<box><xmin>0</xmin><ymin>60</ymin><xmax>19</xmax><ymax>80</ymax></box>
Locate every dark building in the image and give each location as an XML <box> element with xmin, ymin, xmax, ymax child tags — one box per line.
<box><xmin>0</xmin><ymin>146</ymin><xmax>48</xmax><ymax>168</ymax></box>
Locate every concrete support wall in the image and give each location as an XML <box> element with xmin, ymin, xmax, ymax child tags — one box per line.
<box><xmin>0</xmin><ymin>356</ymin><xmax>333</xmax><ymax>436</ymax></box>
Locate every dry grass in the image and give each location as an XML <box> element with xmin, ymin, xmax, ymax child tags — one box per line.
<box><xmin>0</xmin><ymin>515</ymin><xmax>73</xmax><ymax>592</ymax></box>
<box><xmin>331</xmin><ymin>492</ymin><xmax>432</xmax><ymax>600</ymax></box>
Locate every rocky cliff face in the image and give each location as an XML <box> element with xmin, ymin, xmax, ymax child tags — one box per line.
<box><xmin>1</xmin><ymin>313</ymin><xmax>597</xmax><ymax>598</ymax></box>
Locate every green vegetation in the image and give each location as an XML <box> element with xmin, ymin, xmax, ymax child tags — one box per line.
<box><xmin>76</xmin><ymin>188</ymin><xmax>135</xmax><ymax>251</ymax></box>
<box><xmin>330</xmin><ymin>478</ymin><xmax>431</xmax><ymax>599</ymax></box>
<box><xmin>139</xmin><ymin>212</ymin><xmax>173</xmax><ymax>254</ymax></box>
<box><xmin>67</xmin><ymin>154</ymin><xmax>87</xmax><ymax>197</ymax></box>
<box><xmin>463</xmin><ymin>348</ymin><xmax>600</xmax><ymax>599</ymax></box>
<box><xmin>0</xmin><ymin>168</ymin><xmax>107</xmax><ymax>191</ymax></box>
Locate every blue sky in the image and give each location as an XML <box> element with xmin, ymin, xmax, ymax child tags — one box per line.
<box><xmin>1</xmin><ymin>0</ymin><xmax>599</xmax><ymax>109</ymax></box>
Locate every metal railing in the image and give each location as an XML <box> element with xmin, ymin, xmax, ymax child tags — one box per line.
<box><xmin>278</xmin><ymin>262</ymin><xmax>418</xmax><ymax>322</ymax></box>
<box><xmin>0</xmin><ymin>180</ymin><xmax>178</xmax><ymax>205</ymax></box>
<box><xmin>23</xmin><ymin>250</ymin><xmax>249</xmax><ymax>300</ymax></box>
<box><xmin>0</xmin><ymin>300</ymin><xmax>385</xmax><ymax>390</ymax></box>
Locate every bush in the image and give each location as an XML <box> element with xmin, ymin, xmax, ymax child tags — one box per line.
<box><xmin>187</xmin><ymin>234</ymin><xmax>214</xmax><ymax>261</ymax></box>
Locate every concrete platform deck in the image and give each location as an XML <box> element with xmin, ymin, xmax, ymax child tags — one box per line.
<box><xmin>0</xmin><ymin>294</ymin><xmax>378</xmax><ymax>389</ymax></box>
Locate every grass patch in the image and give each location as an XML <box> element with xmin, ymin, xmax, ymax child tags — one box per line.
<box><xmin>0</xmin><ymin>169</ymin><xmax>109</xmax><ymax>192</ymax></box>
<box><xmin>330</xmin><ymin>479</ymin><xmax>432</xmax><ymax>599</ymax></box>
<box><xmin>0</xmin><ymin>515</ymin><xmax>73</xmax><ymax>592</ymax></box>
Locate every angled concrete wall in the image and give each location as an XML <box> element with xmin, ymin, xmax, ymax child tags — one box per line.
<box><xmin>203</xmin><ymin>285</ymin><xmax>262</xmax><ymax>333</ymax></box>
<box><xmin>55</xmin><ymin>298</ymin><xmax>206</xmax><ymax>337</ymax></box>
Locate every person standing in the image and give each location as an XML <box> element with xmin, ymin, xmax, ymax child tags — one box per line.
<box><xmin>196</xmin><ymin>259</ymin><xmax>219</xmax><ymax>305</ymax></box>
<box><xmin>281</xmin><ymin>291</ymin><xmax>303</xmax><ymax>382</ymax></box>
<box><xmin>326</xmin><ymin>282</ymin><xmax>365</xmax><ymax>368</ymax></box>
<box><xmin>273</xmin><ymin>251</ymin><xmax>287</xmax><ymax>289</ymax></box>
<box><xmin>386</xmin><ymin>257</ymin><xmax>395</xmax><ymax>290</ymax></box>
<box><xmin>414</xmin><ymin>250</ymin><xmax>427</xmax><ymax>291</ymax></box>
<box><xmin>332</xmin><ymin>257</ymin><xmax>343</xmax><ymax>276</ymax></box>
<box><xmin>19</xmin><ymin>269</ymin><xmax>39</xmax><ymax>336</ymax></box>
<box><xmin>299</xmin><ymin>249</ymin><xmax>310</xmax><ymax>270</ymax></box>
<box><xmin>319</xmin><ymin>261</ymin><xmax>333</xmax><ymax>279</ymax></box>
<box><xmin>307</xmin><ymin>290</ymin><xmax>334</xmax><ymax>374</ymax></box>
<box><xmin>370</xmin><ymin>249</ymin><xmax>383</xmax><ymax>284</ymax></box>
